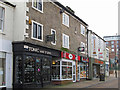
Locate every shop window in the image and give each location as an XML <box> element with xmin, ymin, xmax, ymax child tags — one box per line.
<box><xmin>32</xmin><ymin>0</ymin><xmax>43</xmax><ymax>13</ymax></box>
<box><xmin>32</xmin><ymin>21</ymin><xmax>43</xmax><ymax>41</ymax></box>
<box><xmin>36</xmin><ymin>57</ymin><xmax>41</xmax><ymax>84</ymax></box>
<box><xmin>0</xmin><ymin>58</ymin><xmax>5</xmax><ymax>86</ymax></box>
<box><xmin>15</xmin><ymin>56</ymin><xmax>22</xmax><ymax>84</ymax></box>
<box><xmin>24</xmin><ymin>56</ymin><xmax>35</xmax><ymax>83</ymax></box>
<box><xmin>0</xmin><ymin>7</ymin><xmax>4</xmax><ymax>32</ymax></box>
<box><xmin>62</xmin><ymin>61</ymin><xmax>72</xmax><ymax>79</ymax></box>
<box><xmin>80</xmin><ymin>63</ymin><xmax>86</xmax><ymax>78</ymax></box>
<box><xmin>111</xmin><ymin>41</ymin><xmax>114</xmax><ymax>44</ymax></box>
<box><xmin>62</xmin><ymin>13</ymin><xmax>69</xmax><ymax>27</ymax></box>
<box><xmin>52</xmin><ymin>60</ymin><xmax>60</xmax><ymax>80</ymax></box>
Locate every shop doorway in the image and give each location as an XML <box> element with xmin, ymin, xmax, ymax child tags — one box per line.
<box><xmin>93</xmin><ymin>64</ymin><xmax>100</xmax><ymax>78</ymax></box>
<box><xmin>73</xmin><ymin>62</ymin><xmax>76</xmax><ymax>82</ymax></box>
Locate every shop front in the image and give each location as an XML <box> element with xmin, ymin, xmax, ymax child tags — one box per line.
<box><xmin>93</xmin><ymin>59</ymin><xmax>104</xmax><ymax>78</ymax></box>
<box><xmin>52</xmin><ymin>52</ymin><xmax>76</xmax><ymax>84</ymax></box>
<box><xmin>78</xmin><ymin>56</ymin><xmax>89</xmax><ymax>80</ymax></box>
<box><xmin>12</xmin><ymin>42</ymin><xmax>61</xmax><ymax>88</ymax></box>
<box><xmin>105</xmin><ymin>62</ymin><xmax>109</xmax><ymax>76</ymax></box>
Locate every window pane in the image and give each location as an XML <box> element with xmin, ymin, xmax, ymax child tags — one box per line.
<box><xmin>15</xmin><ymin>56</ymin><xmax>22</xmax><ymax>84</ymax></box>
<box><xmin>52</xmin><ymin>30</ymin><xmax>55</xmax><ymax>43</ymax></box>
<box><xmin>68</xmin><ymin>62</ymin><xmax>72</xmax><ymax>66</ymax></box>
<box><xmin>36</xmin><ymin>58</ymin><xmax>41</xmax><ymax>84</ymax></box>
<box><xmin>38</xmin><ymin>25</ymin><xmax>42</xmax><ymax>40</ymax></box>
<box><xmin>24</xmin><ymin>56</ymin><xmax>35</xmax><ymax>83</ymax></box>
<box><xmin>33</xmin><ymin>0</ymin><xmax>37</xmax><ymax>8</ymax></box>
<box><xmin>38</xmin><ymin>0</ymin><xmax>42</xmax><ymax>11</ymax></box>
<box><xmin>62</xmin><ymin>61</ymin><xmax>67</xmax><ymax>65</ymax></box>
<box><xmin>52</xmin><ymin>66</ymin><xmax>60</xmax><ymax>79</ymax></box>
<box><xmin>33</xmin><ymin>23</ymin><xmax>37</xmax><ymax>38</ymax></box>
<box><xmin>0</xmin><ymin>58</ymin><xmax>5</xmax><ymax>86</ymax></box>
<box><xmin>0</xmin><ymin>7</ymin><xmax>4</xmax><ymax>19</ymax></box>
<box><xmin>62</xmin><ymin>67</ymin><xmax>67</xmax><ymax>79</ymax></box>
<box><xmin>0</xmin><ymin>20</ymin><xmax>3</xmax><ymax>30</ymax></box>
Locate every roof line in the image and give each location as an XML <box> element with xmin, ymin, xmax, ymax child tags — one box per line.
<box><xmin>88</xmin><ymin>29</ymin><xmax>106</xmax><ymax>42</ymax></box>
<box><xmin>51</xmin><ymin>0</ymin><xmax>88</xmax><ymax>26</ymax></box>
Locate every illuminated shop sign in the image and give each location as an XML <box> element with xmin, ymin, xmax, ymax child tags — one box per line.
<box><xmin>61</xmin><ymin>52</ymin><xmax>76</xmax><ymax>60</ymax></box>
<box><xmin>95</xmin><ymin>59</ymin><xmax>104</xmax><ymax>64</ymax></box>
<box><xmin>81</xmin><ymin>57</ymin><xmax>89</xmax><ymax>62</ymax></box>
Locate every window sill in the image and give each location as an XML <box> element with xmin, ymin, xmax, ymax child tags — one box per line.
<box><xmin>0</xmin><ymin>86</ymin><xmax>6</xmax><ymax>88</ymax></box>
<box><xmin>32</xmin><ymin>6</ymin><xmax>43</xmax><ymax>13</ymax></box>
<box><xmin>31</xmin><ymin>37</ymin><xmax>43</xmax><ymax>42</ymax></box>
<box><xmin>0</xmin><ymin>31</ymin><xmax>6</xmax><ymax>35</ymax></box>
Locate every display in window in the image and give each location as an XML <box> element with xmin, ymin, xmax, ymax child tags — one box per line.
<box><xmin>24</xmin><ymin>56</ymin><xmax>35</xmax><ymax>83</ymax></box>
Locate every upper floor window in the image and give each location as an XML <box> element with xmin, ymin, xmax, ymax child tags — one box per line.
<box><xmin>62</xmin><ymin>13</ymin><xmax>69</xmax><ymax>27</ymax></box>
<box><xmin>111</xmin><ymin>41</ymin><xmax>114</xmax><ymax>44</ymax></box>
<box><xmin>111</xmin><ymin>45</ymin><xmax>114</xmax><ymax>48</ymax></box>
<box><xmin>117</xmin><ymin>41</ymin><xmax>119</xmax><ymax>44</ymax></box>
<box><xmin>81</xmin><ymin>24</ymin><xmax>85</xmax><ymax>36</ymax></box>
<box><xmin>32</xmin><ymin>20</ymin><xmax>43</xmax><ymax>41</ymax></box>
<box><xmin>51</xmin><ymin>29</ymin><xmax>56</xmax><ymax>45</ymax></box>
<box><xmin>32</xmin><ymin>0</ymin><xmax>43</xmax><ymax>13</ymax></box>
<box><xmin>0</xmin><ymin>7</ymin><xmax>4</xmax><ymax>32</ymax></box>
<box><xmin>106</xmin><ymin>42</ymin><xmax>109</xmax><ymax>45</ymax></box>
<box><xmin>111</xmin><ymin>49</ymin><xmax>114</xmax><ymax>52</ymax></box>
<box><xmin>62</xmin><ymin>33</ymin><xmax>69</xmax><ymax>49</ymax></box>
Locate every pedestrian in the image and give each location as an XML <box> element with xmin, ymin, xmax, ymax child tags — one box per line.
<box><xmin>115</xmin><ymin>70</ymin><xmax>117</xmax><ymax>78</ymax></box>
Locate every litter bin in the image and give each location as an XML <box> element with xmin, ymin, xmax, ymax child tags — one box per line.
<box><xmin>99</xmin><ymin>74</ymin><xmax>105</xmax><ymax>81</ymax></box>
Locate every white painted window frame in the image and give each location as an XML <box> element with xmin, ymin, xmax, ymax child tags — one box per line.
<box><xmin>62</xmin><ymin>13</ymin><xmax>69</xmax><ymax>27</ymax></box>
<box><xmin>0</xmin><ymin>7</ymin><xmax>4</xmax><ymax>32</ymax></box>
<box><xmin>60</xmin><ymin>59</ymin><xmax>73</xmax><ymax>80</ymax></box>
<box><xmin>31</xmin><ymin>20</ymin><xmax>43</xmax><ymax>42</ymax></box>
<box><xmin>81</xmin><ymin>24</ymin><xmax>85</xmax><ymax>36</ymax></box>
<box><xmin>62</xmin><ymin>33</ymin><xmax>69</xmax><ymax>49</ymax></box>
<box><xmin>51</xmin><ymin>29</ymin><xmax>56</xmax><ymax>45</ymax></box>
<box><xmin>32</xmin><ymin>0</ymin><xmax>43</xmax><ymax>13</ymax></box>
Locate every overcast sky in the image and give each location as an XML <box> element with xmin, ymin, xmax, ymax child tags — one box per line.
<box><xmin>58</xmin><ymin>0</ymin><xmax>119</xmax><ymax>38</ymax></box>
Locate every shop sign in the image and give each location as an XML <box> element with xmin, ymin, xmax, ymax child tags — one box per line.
<box><xmin>81</xmin><ymin>57</ymin><xmax>89</xmax><ymax>62</ymax></box>
<box><xmin>24</xmin><ymin>45</ymin><xmax>52</xmax><ymax>55</ymax></box>
<box><xmin>61</xmin><ymin>52</ymin><xmax>75</xmax><ymax>60</ymax></box>
<box><xmin>98</xmin><ymin>53</ymin><xmax>103</xmax><ymax>58</ymax></box>
<box><xmin>95</xmin><ymin>59</ymin><xmax>104</xmax><ymax>64</ymax></box>
<box><xmin>78</xmin><ymin>56</ymin><xmax>81</xmax><ymax>61</ymax></box>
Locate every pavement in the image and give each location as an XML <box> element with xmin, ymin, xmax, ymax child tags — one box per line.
<box><xmin>43</xmin><ymin>73</ymin><xmax>118</xmax><ymax>89</ymax></box>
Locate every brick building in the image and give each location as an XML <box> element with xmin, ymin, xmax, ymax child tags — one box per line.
<box><xmin>103</xmin><ymin>35</ymin><xmax>120</xmax><ymax>71</ymax></box>
<box><xmin>11</xmin><ymin>0</ymin><xmax>88</xmax><ymax>88</ymax></box>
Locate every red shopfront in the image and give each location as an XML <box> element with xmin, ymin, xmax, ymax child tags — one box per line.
<box><xmin>52</xmin><ymin>52</ymin><xmax>77</xmax><ymax>84</ymax></box>
<box><xmin>52</xmin><ymin>51</ymin><xmax>89</xmax><ymax>85</ymax></box>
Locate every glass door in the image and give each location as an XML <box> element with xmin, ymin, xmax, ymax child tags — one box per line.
<box><xmin>77</xmin><ymin>65</ymin><xmax>80</xmax><ymax>81</ymax></box>
<box><xmin>41</xmin><ymin>57</ymin><xmax>51</xmax><ymax>85</ymax></box>
<box><xmin>72</xmin><ymin>61</ymin><xmax>76</xmax><ymax>82</ymax></box>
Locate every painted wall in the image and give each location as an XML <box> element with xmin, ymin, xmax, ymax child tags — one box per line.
<box><xmin>88</xmin><ymin>31</ymin><xmax>106</xmax><ymax>61</ymax></box>
<box><xmin>0</xmin><ymin>1</ymin><xmax>14</xmax><ymax>88</ymax></box>
<box><xmin>12</xmin><ymin>2</ymin><xmax>26</xmax><ymax>41</ymax></box>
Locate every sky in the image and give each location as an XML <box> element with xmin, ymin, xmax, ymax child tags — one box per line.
<box><xmin>58</xmin><ymin>0</ymin><xmax>119</xmax><ymax>38</ymax></box>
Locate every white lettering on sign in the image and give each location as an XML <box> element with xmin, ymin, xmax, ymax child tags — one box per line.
<box><xmin>69</xmin><ymin>54</ymin><xmax>73</xmax><ymax>59</ymax></box>
<box><xmin>24</xmin><ymin>45</ymin><xmax>52</xmax><ymax>55</ymax></box>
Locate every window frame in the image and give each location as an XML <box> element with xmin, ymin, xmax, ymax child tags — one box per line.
<box><xmin>32</xmin><ymin>0</ymin><xmax>43</xmax><ymax>13</ymax></box>
<box><xmin>51</xmin><ymin>29</ymin><xmax>56</xmax><ymax>45</ymax></box>
<box><xmin>62</xmin><ymin>33</ymin><xmax>69</xmax><ymax>49</ymax></box>
<box><xmin>81</xmin><ymin>24</ymin><xmax>85</xmax><ymax>36</ymax></box>
<box><xmin>0</xmin><ymin>7</ymin><xmax>4</xmax><ymax>32</ymax></box>
<box><xmin>31</xmin><ymin>20</ymin><xmax>43</xmax><ymax>42</ymax></box>
<box><xmin>62</xmin><ymin>13</ymin><xmax>69</xmax><ymax>27</ymax></box>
